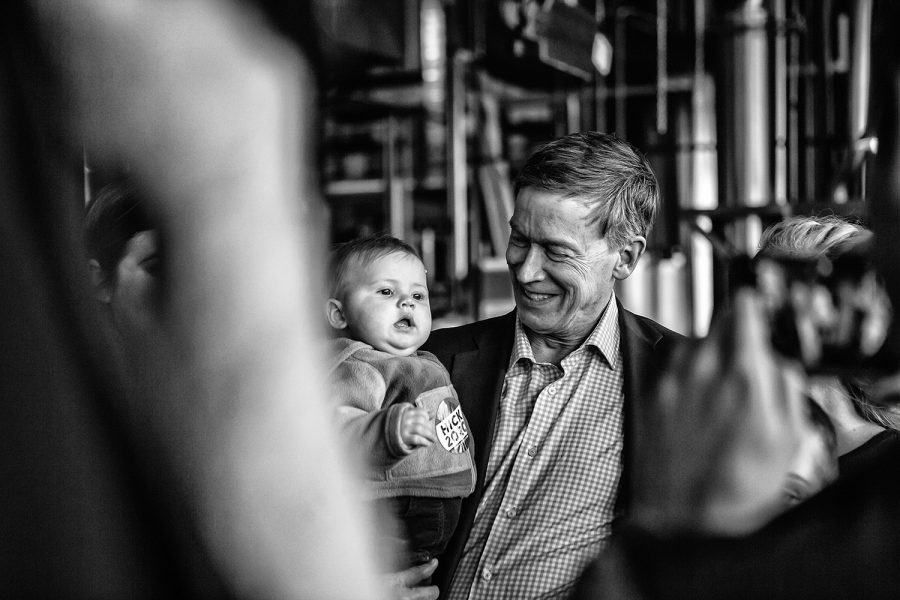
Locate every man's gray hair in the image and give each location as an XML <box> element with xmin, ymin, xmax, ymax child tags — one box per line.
<box><xmin>513</xmin><ymin>131</ymin><xmax>660</xmax><ymax>249</ymax></box>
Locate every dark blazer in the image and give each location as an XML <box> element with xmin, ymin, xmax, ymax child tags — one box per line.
<box><xmin>422</xmin><ymin>301</ymin><xmax>685</xmax><ymax>595</ymax></box>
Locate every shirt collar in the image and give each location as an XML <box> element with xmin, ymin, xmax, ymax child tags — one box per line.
<box><xmin>509</xmin><ymin>295</ymin><xmax>620</xmax><ymax>369</ymax></box>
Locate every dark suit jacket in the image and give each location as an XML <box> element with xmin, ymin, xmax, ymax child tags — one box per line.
<box><xmin>422</xmin><ymin>301</ymin><xmax>685</xmax><ymax>596</ymax></box>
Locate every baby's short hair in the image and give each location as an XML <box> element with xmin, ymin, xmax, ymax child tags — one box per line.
<box><xmin>329</xmin><ymin>234</ymin><xmax>421</xmax><ymax>298</ymax></box>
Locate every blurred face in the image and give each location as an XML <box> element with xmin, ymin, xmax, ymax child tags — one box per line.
<box><xmin>506</xmin><ymin>187</ymin><xmax>622</xmax><ymax>345</ymax></box>
<box><xmin>335</xmin><ymin>252</ymin><xmax>431</xmax><ymax>356</ymax></box>
<box><xmin>781</xmin><ymin>425</ymin><xmax>838</xmax><ymax>508</ymax></box>
<box><xmin>103</xmin><ymin>230</ymin><xmax>161</xmax><ymax>343</ymax></box>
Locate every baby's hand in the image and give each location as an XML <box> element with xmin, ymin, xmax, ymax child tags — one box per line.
<box><xmin>400</xmin><ymin>407</ymin><xmax>437</xmax><ymax>449</ymax></box>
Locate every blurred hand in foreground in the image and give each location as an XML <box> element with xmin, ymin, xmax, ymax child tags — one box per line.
<box><xmin>631</xmin><ymin>289</ymin><xmax>810</xmax><ymax>536</ymax></box>
<box><xmin>34</xmin><ymin>0</ymin><xmax>384</xmax><ymax>597</ymax></box>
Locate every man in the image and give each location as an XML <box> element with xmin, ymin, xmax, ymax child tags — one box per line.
<box><xmin>422</xmin><ymin>132</ymin><xmax>685</xmax><ymax>598</ymax></box>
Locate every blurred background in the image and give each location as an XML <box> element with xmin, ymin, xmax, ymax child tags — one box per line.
<box><xmin>116</xmin><ymin>0</ymin><xmax>897</xmax><ymax>337</ymax></box>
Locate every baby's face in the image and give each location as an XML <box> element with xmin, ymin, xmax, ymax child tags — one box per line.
<box><xmin>781</xmin><ymin>427</ymin><xmax>837</xmax><ymax>508</ymax></box>
<box><xmin>339</xmin><ymin>252</ymin><xmax>431</xmax><ymax>356</ymax></box>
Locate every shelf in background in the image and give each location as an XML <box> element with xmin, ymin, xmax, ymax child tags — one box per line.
<box><xmin>324</xmin><ymin>179</ymin><xmax>387</xmax><ymax>196</ymax></box>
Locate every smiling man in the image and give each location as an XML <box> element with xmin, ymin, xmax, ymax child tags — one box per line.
<box><xmin>422</xmin><ymin>131</ymin><xmax>685</xmax><ymax>599</ymax></box>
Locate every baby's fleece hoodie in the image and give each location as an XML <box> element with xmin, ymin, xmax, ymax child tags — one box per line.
<box><xmin>328</xmin><ymin>337</ymin><xmax>476</xmax><ymax>499</ymax></box>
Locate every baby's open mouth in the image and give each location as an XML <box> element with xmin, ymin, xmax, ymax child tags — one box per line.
<box><xmin>394</xmin><ymin>317</ymin><xmax>414</xmax><ymax>329</ymax></box>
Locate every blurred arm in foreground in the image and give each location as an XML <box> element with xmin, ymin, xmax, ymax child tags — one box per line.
<box><xmin>2</xmin><ymin>0</ymin><xmax>384</xmax><ymax>597</ymax></box>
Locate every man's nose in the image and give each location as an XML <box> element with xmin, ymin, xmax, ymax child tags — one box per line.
<box><xmin>515</xmin><ymin>245</ymin><xmax>545</xmax><ymax>282</ymax></box>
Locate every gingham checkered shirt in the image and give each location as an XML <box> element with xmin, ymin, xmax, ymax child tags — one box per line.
<box><xmin>447</xmin><ymin>297</ymin><xmax>624</xmax><ymax>600</ymax></box>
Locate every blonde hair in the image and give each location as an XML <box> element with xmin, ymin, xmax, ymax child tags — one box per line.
<box><xmin>756</xmin><ymin>215</ymin><xmax>871</xmax><ymax>260</ymax></box>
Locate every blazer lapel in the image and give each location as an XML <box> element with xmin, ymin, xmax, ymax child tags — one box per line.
<box><xmin>619</xmin><ymin>308</ymin><xmax>664</xmax><ymax>407</ymax></box>
<box><xmin>447</xmin><ymin>314</ymin><xmax>514</xmax><ymax>490</ymax></box>
<box><xmin>430</xmin><ymin>312</ymin><xmax>514</xmax><ymax>593</ymax></box>
<box><xmin>617</xmin><ymin>302</ymin><xmax>667</xmax><ymax>516</ymax></box>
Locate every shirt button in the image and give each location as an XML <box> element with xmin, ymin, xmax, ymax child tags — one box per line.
<box><xmin>482</xmin><ymin>567</ymin><xmax>493</xmax><ymax>581</ymax></box>
<box><xmin>505</xmin><ymin>506</ymin><xmax>518</xmax><ymax>518</ymax></box>
<box><xmin>548</xmin><ymin>386</ymin><xmax>557</xmax><ymax>395</ymax></box>
<box><xmin>526</xmin><ymin>445</ymin><xmax>537</xmax><ymax>458</ymax></box>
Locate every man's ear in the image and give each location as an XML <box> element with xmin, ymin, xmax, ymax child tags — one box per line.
<box><xmin>326</xmin><ymin>298</ymin><xmax>348</xmax><ymax>330</ymax></box>
<box><xmin>612</xmin><ymin>236</ymin><xmax>647</xmax><ymax>281</ymax></box>
<box><xmin>89</xmin><ymin>259</ymin><xmax>113</xmax><ymax>304</ymax></box>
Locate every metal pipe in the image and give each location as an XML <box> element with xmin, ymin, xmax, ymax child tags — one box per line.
<box><xmin>849</xmin><ymin>0</ymin><xmax>873</xmax><ymax>141</ymax></box>
<box><xmin>447</xmin><ymin>50</ymin><xmax>468</xmax><ymax>282</ymax></box>
<box><xmin>773</xmin><ymin>0</ymin><xmax>788</xmax><ymax>203</ymax></box>
<box><xmin>656</xmin><ymin>0</ymin><xmax>668</xmax><ymax>135</ymax></box>
<box><xmin>714</xmin><ymin>0</ymin><xmax>771</xmax><ymax>254</ymax></box>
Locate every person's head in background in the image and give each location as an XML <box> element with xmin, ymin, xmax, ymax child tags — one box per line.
<box><xmin>757</xmin><ymin>215</ymin><xmax>896</xmax><ymax>456</ymax></box>
<box><xmin>326</xmin><ymin>234</ymin><xmax>431</xmax><ymax>357</ymax></box>
<box><xmin>782</xmin><ymin>397</ymin><xmax>839</xmax><ymax>508</ymax></box>
<box><xmin>84</xmin><ymin>182</ymin><xmax>161</xmax><ymax>346</ymax></box>
<box><xmin>757</xmin><ymin>215</ymin><xmax>871</xmax><ymax>260</ymax></box>
<box><xmin>509</xmin><ymin>131</ymin><xmax>658</xmax><ymax>348</ymax></box>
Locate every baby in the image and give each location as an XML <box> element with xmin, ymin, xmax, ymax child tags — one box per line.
<box><xmin>325</xmin><ymin>234</ymin><xmax>476</xmax><ymax>571</ymax></box>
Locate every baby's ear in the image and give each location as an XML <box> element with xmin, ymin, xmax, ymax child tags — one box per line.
<box><xmin>326</xmin><ymin>298</ymin><xmax>348</xmax><ymax>330</ymax></box>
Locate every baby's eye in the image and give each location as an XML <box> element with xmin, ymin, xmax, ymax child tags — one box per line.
<box><xmin>412</xmin><ymin>292</ymin><xmax>426</xmax><ymax>301</ymax></box>
<box><xmin>377</xmin><ymin>288</ymin><xmax>394</xmax><ymax>296</ymax></box>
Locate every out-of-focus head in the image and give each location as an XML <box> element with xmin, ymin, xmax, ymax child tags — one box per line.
<box><xmin>326</xmin><ymin>234</ymin><xmax>430</xmax><ymax>357</ymax></box>
<box><xmin>756</xmin><ymin>215</ymin><xmax>892</xmax><ymax>374</ymax></box>
<box><xmin>757</xmin><ymin>215</ymin><xmax>872</xmax><ymax>260</ymax></box>
<box><xmin>782</xmin><ymin>397</ymin><xmax>839</xmax><ymax>508</ymax></box>
<box><xmin>513</xmin><ymin>131</ymin><xmax>660</xmax><ymax>250</ymax></box>
<box><xmin>507</xmin><ymin>132</ymin><xmax>659</xmax><ymax>344</ymax></box>
<box><xmin>84</xmin><ymin>183</ymin><xmax>161</xmax><ymax>342</ymax></box>
<box><xmin>85</xmin><ymin>182</ymin><xmax>156</xmax><ymax>277</ymax></box>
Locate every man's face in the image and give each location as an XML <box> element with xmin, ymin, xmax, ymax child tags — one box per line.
<box><xmin>506</xmin><ymin>187</ymin><xmax>624</xmax><ymax>344</ymax></box>
<box><xmin>338</xmin><ymin>252</ymin><xmax>431</xmax><ymax>356</ymax></box>
<box><xmin>107</xmin><ymin>229</ymin><xmax>161</xmax><ymax>344</ymax></box>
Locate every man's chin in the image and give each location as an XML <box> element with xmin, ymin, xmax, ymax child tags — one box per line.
<box><xmin>516</xmin><ymin>308</ymin><xmax>560</xmax><ymax>336</ymax></box>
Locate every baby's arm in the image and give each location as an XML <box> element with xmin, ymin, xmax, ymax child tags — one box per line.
<box><xmin>331</xmin><ymin>360</ymin><xmax>430</xmax><ymax>465</ymax></box>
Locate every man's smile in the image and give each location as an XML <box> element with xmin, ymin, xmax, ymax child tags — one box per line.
<box><xmin>518</xmin><ymin>287</ymin><xmax>558</xmax><ymax>303</ymax></box>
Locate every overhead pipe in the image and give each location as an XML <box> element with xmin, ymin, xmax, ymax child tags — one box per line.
<box><xmin>833</xmin><ymin>0</ymin><xmax>877</xmax><ymax>202</ymax></box>
<box><xmin>712</xmin><ymin>0</ymin><xmax>773</xmax><ymax>254</ymax></box>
